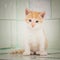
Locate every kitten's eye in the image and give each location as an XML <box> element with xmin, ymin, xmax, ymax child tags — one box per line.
<box><xmin>36</xmin><ymin>20</ymin><xmax>39</xmax><ymax>23</ymax></box>
<box><xmin>29</xmin><ymin>19</ymin><xmax>32</xmax><ymax>22</ymax></box>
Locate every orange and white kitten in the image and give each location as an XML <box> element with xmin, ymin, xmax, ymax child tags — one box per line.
<box><xmin>23</xmin><ymin>9</ymin><xmax>48</xmax><ymax>56</ymax></box>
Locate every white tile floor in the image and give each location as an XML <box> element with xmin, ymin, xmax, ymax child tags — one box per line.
<box><xmin>0</xmin><ymin>53</ymin><xmax>60</xmax><ymax>60</ymax></box>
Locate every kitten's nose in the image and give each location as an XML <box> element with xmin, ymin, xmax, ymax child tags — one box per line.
<box><xmin>31</xmin><ymin>23</ymin><xmax>35</xmax><ymax>27</ymax></box>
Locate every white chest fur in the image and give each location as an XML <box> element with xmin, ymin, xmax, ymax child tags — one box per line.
<box><xmin>24</xmin><ymin>26</ymin><xmax>45</xmax><ymax>51</ymax></box>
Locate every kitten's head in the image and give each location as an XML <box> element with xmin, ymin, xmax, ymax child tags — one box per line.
<box><xmin>25</xmin><ymin>9</ymin><xmax>45</xmax><ymax>29</ymax></box>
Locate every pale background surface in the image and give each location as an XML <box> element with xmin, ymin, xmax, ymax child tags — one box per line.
<box><xmin>0</xmin><ymin>0</ymin><xmax>60</xmax><ymax>53</ymax></box>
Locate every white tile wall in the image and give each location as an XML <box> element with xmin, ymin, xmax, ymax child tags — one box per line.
<box><xmin>16</xmin><ymin>0</ymin><xmax>29</xmax><ymax>20</ymax></box>
<box><xmin>52</xmin><ymin>0</ymin><xmax>60</xmax><ymax>18</ymax></box>
<box><xmin>0</xmin><ymin>0</ymin><xmax>16</xmax><ymax>19</ymax></box>
<box><xmin>0</xmin><ymin>20</ymin><xmax>11</xmax><ymax>48</ymax></box>
<box><xmin>0</xmin><ymin>0</ymin><xmax>60</xmax><ymax>53</ymax></box>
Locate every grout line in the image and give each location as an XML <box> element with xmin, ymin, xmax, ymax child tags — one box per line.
<box><xmin>50</xmin><ymin>0</ymin><xmax>52</xmax><ymax>18</ymax></box>
<box><xmin>0</xmin><ymin>47</ymin><xmax>16</xmax><ymax>50</ymax></box>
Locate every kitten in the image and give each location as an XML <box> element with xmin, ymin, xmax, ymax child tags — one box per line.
<box><xmin>23</xmin><ymin>9</ymin><xmax>48</xmax><ymax>56</ymax></box>
<box><xmin>11</xmin><ymin>9</ymin><xmax>48</xmax><ymax>56</ymax></box>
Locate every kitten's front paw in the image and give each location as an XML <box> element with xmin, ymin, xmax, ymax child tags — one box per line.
<box><xmin>36</xmin><ymin>51</ymin><xmax>40</xmax><ymax>55</ymax></box>
<box><xmin>23</xmin><ymin>52</ymin><xmax>30</xmax><ymax>56</ymax></box>
<box><xmin>40</xmin><ymin>51</ymin><xmax>48</xmax><ymax>56</ymax></box>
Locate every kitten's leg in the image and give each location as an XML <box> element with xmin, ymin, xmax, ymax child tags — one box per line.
<box><xmin>23</xmin><ymin>43</ymin><xmax>30</xmax><ymax>55</ymax></box>
<box><xmin>23</xmin><ymin>34</ymin><xmax>31</xmax><ymax>55</ymax></box>
<box><xmin>39</xmin><ymin>38</ymin><xmax>47</xmax><ymax>56</ymax></box>
<box><xmin>40</xmin><ymin>49</ymin><xmax>47</xmax><ymax>56</ymax></box>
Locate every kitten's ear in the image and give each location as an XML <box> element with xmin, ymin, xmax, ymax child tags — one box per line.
<box><xmin>25</xmin><ymin>8</ymin><xmax>31</xmax><ymax>15</ymax></box>
<box><xmin>40</xmin><ymin>12</ymin><xmax>45</xmax><ymax>18</ymax></box>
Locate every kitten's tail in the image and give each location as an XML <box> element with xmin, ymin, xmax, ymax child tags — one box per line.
<box><xmin>10</xmin><ymin>49</ymin><xmax>24</xmax><ymax>54</ymax></box>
